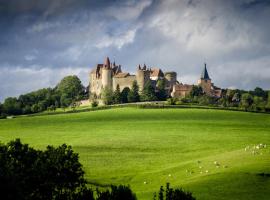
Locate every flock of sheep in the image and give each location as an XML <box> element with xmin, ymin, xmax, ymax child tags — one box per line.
<box><xmin>184</xmin><ymin>143</ymin><xmax>268</xmax><ymax>176</ymax></box>
<box><xmin>143</xmin><ymin>143</ymin><xmax>268</xmax><ymax>184</ymax></box>
<box><xmin>245</xmin><ymin>143</ymin><xmax>267</xmax><ymax>155</ymax></box>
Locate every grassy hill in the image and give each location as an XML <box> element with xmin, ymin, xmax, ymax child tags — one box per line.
<box><xmin>0</xmin><ymin>107</ymin><xmax>270</xmax><ymax>200</ymax></box>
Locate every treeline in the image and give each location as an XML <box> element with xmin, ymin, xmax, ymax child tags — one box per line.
<box><xmin>96</xmin><ymin>79</ymin><xmax>167</xmax><ymax>106</ymax></box>
<box><xmin>173</xmin><ymin>86</ymin><xmax>270</xmax><ymax>112</ymax></box>
<box><xmin>0</xmin><ymin>139</ymin><xmax>195</xmax><ymax>200</ymax></box>
<box><xmin>0</xmin><ymin>75</ymin><xmax>87</xmax><ymax>118</ymax></box>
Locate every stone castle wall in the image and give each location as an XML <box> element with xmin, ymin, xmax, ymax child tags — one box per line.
<box><xmin>113</xmin><ymin>75</ymin><xmax>136</xmax><ymax>91</ymax></box>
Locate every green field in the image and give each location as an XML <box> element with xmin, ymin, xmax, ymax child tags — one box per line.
<box><xmin>0</xmin><ymin>108</ymin><xmax>270</xmax><ymax>200</ymax></box>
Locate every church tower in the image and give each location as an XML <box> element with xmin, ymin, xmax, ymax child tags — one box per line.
<box><xmin>198</xmin><ymin>63</ymin><xmax>212</xmax><ymax>95</ymax></box>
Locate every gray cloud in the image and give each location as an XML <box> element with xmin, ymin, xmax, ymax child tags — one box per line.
<box><xmin>0</xmin><ymin>0</ymin><xmax>270</xmax><ymax>102</ymax></box>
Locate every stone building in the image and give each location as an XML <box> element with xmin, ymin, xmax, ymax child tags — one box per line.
<box><xmin>89</xmin><ymin>57</ymin><xmax>221</xmax><ymax>99</ymax></box>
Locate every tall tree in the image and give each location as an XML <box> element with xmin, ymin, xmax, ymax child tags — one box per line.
<box><xmin>156</xmin><ymin>79</ymin><xmax>167</xmax><ymax>100</ymax></box>
<box><xmin>56</xmin><ymin>75</ymin><xmax>84</xmax><ymax>101</ymax></box>
<box><xmin>3</xmin><ymin>97</ymin><xmax>22</xmax><ymax>115</ymax></box>
<box><xmin>121</xmin><ymin>87</ymin><xmax>130</xmax><ymax>103</ymax></box>
<box><xmin>252</xmin><ymin>96</ymin><xmax>266</xmax><ymax>111</ymax></box>
<box><xmin>265</xmin><ymin>91</ymin><xmax>270</xmax><ymax>112</ymax></box>
<box><xmin>101</xmin><ymin>86</ymin><xmax>114</xmax><ymax>105</ymax></box>
<box><xmin>240</xmin><ymin>93</ymin><xmax>253</xmax><ymax>111</ymax></box>
<box><xmin>113</xmin><ymin>84</ymin><xmax>121</xmax><ymax>104</ymax></box>
<box><xmin>128</xmin><ymin>81</ymin><xmax>140</xmax><ymax>103</ymax></box>
<box><xmin>190</xmin><ymin>86</ymin><xmax>203</xmax><ymax>97</ymax></box>
<box><xmin>141</xmin><ymin>80</ymin><xmax>157</xmax><ymax>101</ymax></box>
<box><xmin>253</xmin><ymin>87</ymin><xmax>267</xmax><ymax>99</ymax></box>
<box><xmin>60</xmin><ymin>93</ymin><xmax>72</xmax><ymax>110</ymax></box>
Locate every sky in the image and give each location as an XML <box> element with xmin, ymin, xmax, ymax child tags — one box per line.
<box><xmin>0</xmin><ymin>0</ymin><xmax>270</xmax><ymax>102</ymax></box>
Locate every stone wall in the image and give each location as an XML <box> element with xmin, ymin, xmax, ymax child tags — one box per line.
<box><xmin>89</xmin><ymin>74</ymin><xmax>103</xmax><ymax>98</ymax></box>
<box><xmin>113</xmin><ymin>75</ymin><xmax>136</xmax><ymax>91</ymax></box>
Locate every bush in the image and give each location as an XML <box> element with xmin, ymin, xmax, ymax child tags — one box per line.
<box><xmin>180</xmin><ymin>97</ymin><xmax>191</xmax><ymax>103</ymax></box>
<box><xmin>166</xmin><ymin>98</ymin><xmax>178</xmax><ymax>105</ymax></box>
<box><xmin>96</xmin><ymin>185</ymin><xmax>137</xmax><ymax>200</ymax></box>
<box><xmin>153</xmin><ymin>183</ymin><xmax>196</xmax><ymax>200</ymax></box>
<box><xmin>91</xmin><ymin>99</ymin><xmax>99</xmax><ymax>108</ymax></box>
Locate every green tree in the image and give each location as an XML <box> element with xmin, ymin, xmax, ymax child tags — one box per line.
<box><xmin>141</xmin><ymin>80</ymin><xmax>157</xmax><ymax>101</ymax></box>
<box><xmin>22</xmin><ymin>105</ymin><xmax>32</xmax><ymax>114</ymax></box>
<box><xmin>3</xmin><ymin>97</ymin><xmax>22</xmax><ymax>115</ymax></box>
<box><xmin>240</xmin><ymin>93</ymin><xmax>253</xmax><ymax>111</ymax></box>
<box><xmin>190</xmin><ymin>86</ymin><xmax>203</xmax><ymax>98</ymax></box>
<box><xmin>252</xmin><ymin>96</ymin><xmax>266</xmax><ymax>111</ymax></box>
<box><xmin>60</xmin><ymin>93</ymin><xmax>72</xmax><ymax>111</ymax></box>
<box><xmin>101</xmin><ymin>86</ymin><xmax>114</xmax><ymax>105</ymax></box>
<box><xmin>0</xmin><ymin>139</ymin><xmax>93</xmax><ymax>200</ymax></box>
<box><xmin>166</xmin><ymin>98</ymin><xmax>178</xmax><ymax>105</ymax></box>
<box><xmin>96</xmin><ymin>185</ymin><xmax>137</xmax><ymax>200</ymax></box>
<box><xmin>253</xmin><ymin>87</ymin><xmax>267</xmax><ymax>99</ymax></box>
<box><xmin>128</xmin><ymin>81</ymin><xmax>140</xmax><ymax>103</ymax></box>
<box><xmin>31</xmin><ymin>104</ymin><xmax>39</xmax><ymax>113</ymax></box>
<box><xmin>156</xmin><ymin>79</ymin><xmax>167</xmax><ymax>100</ymax></box>
<box><xmin>113</xmin><ymin>84</ymin><xmax>121</xmax><ymax>104</ymax></box>
<box><xmin>56</xmin><ymin>75</ymin><xmax>84</xmax><ymax>101</ymax></box>
<box><xmin>90</xmin><ymin>93</ymin><xmax>99</xmax><ymax>108</ymax></box>
<box><xmin>121</xmin><ymin>87</ymin><xmax>130</xmax><ymax>103</ymax></box>
<box><xmin>198</xmin><ymin>95</ymin><xmax>216</xmax><ymax>106</ymax></box>
<box><xmin>265</xmin><ymin>91</ymin><xmax>270</xmax><ymax>112</ymax></box>
<box><xmin>154</xmin><ymin>183</ymin><xmax>195</xmax><ymax>200</ymax></box>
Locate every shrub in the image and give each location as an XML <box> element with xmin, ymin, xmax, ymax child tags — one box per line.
<box><xmin>96</xmin><ymin>185</ymin><xmax>137</xmax><ymax>200</ymax></box>
<box><xmin>153</xmin><ymin>183</ymin><xmax>196</xmax><ymax>200</ymax></box>
<box><xmin>166</xmin><ymin>98</ymin><xmax>178</xmax><ymax>105</ymax></box>
<box><xmin>91</xmin><ymin>99</ymin><xmax>99</xmax><ymax>108</ymax></box>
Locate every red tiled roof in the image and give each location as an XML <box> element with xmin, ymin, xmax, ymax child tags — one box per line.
<box><xmin>175</xmin><ymin>84</ymin><xmax>193</xmax><ymax>91</ymax></box>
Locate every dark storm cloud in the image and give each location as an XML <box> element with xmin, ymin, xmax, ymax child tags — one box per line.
<box><xmin>0</xmin><ymin>0</ymin><xmax>270</xmax><ymax>101</ymax></box>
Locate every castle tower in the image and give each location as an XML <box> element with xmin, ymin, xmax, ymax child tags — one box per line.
<box><xmin>102</xmin><ymin>57</ymin><xmax>113</xmax><ymax>90</ymax></box>
<box><xmin>165</xmin><ymin>72</ymin><xmax>177</xmax><ymax>84</ymax></box>
<box><xmin>198</xmin><ymin>63</ymin><xmax>212</xmax><ymax>95</ymax></box>
<box><xmin>136</xmin><ymin>64</ymin><xmax>150</xmax><ymax>92</ymax></box>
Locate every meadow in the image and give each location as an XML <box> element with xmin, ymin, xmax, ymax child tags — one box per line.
<box><xmin>0</xmin><ymin>107</ymin><xmax>270</xmax><ymax>200</ymax></box>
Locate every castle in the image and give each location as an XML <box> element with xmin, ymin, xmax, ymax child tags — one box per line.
<box><xmin>89</xmin><ymin>57</ymin><xmax>222</xmax><ymax>99</ymax></box>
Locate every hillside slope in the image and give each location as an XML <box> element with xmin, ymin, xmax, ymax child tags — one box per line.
<box><xmin>0</xmin><ymin>108</ymin><xmax>270</xmax><ymax>199</ymax></box>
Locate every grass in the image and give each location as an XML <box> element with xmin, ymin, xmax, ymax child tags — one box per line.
<box><xmin>0</xmin><ymin>107</ymin><xmax>270</xmax><ymax>199</ymax></box>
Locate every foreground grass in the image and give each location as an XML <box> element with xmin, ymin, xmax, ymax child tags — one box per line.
<box><xmin>0</xmin><ymin>108</ymin><xmax>270</xmax><ymax>199</ymax></box>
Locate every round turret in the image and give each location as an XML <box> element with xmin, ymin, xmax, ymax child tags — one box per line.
<box><xmin>136</xmin><ymin>69</ymin><xmax>145</xmax><ymax>92</ymax></box>
<box><xmin>102</xmin><ymin>67</ymin><xmax>112</xmax><ymax>89</ymax></box>
<box><xmin>165</xmin><ymin>72</ymin><xmax>177</xmax><ymax>83</ymax></box>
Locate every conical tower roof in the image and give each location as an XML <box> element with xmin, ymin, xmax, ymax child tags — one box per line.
<box><xmin>104</xmin><ymin>57</ymin><xmax>110</xmax><ymax>68</ymax></box>
<box><xmin>201</xmin><ymin>63</ymin><xmax>210</xmax><ymax>80</ymax></box>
